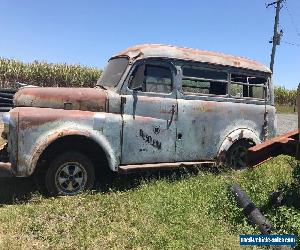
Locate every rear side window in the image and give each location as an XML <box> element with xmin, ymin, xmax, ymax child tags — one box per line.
<box><xmin>182</xmin><ymin>66</ymin><xmax>228</xmax><ymax>96</ymax></box>
<box><xmin>145</xmin><ymin>65</ymin><xmax>172</xmax><ymax>93</ymax></box>
<box><xmin>230</xmin><ymin>74</ymin><xmax>267</xmax><ymax>99</ymax></box>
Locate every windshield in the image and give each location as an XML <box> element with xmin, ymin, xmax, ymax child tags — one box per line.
<box><xmin>97</xmin><ymin>57</ymin><xmax>129</xmax><ymax>87</ymax></box>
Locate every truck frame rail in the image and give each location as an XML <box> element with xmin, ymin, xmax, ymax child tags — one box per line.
<box><xmin>247</xmin><ymin>130</ymin><xmax>299</xmax><ymax>168</ymax></box>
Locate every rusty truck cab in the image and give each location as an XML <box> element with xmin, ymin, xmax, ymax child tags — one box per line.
<box><xmin>103</xmin><ymin>44</ymin><xmax>275</xmax><ymax>169</ymax></box>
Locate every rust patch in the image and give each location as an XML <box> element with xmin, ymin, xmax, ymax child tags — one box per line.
<box><xmin>238</xmin><ymin>130</ymin><xmax>244</xmax><ymax>140</ymax></box>
<box><xmin>116</xmin><ymin>44</ymin><xmax>271</xmax><ymax>73</ymax></box>
<box><xmin>18</xmin><ymin>107</ymin><xmax>94</xmax><ymax>130</ymax></box>
<box><xmin>247</xmin><ymin>130</ymin><xmax>298</xmax><ymax>167</ymax></box>
<box><xmin>135</xmin><ymin>116</ymin><xmax>153</xmax><ymax>122</ymax></box>
<box><xmin>193</xmin><ymin>102</ymin><xmax>219</xmax><ymax>113</ymax></box>
<box><xmin>217</xmin><ymin>150</ymin><xmax>227</xmax><ymax>162</ymax></box>
<box><xmin>14</xmin><ymin>87</ymin><xmax>108</xmax><ymax>112</ymax></box>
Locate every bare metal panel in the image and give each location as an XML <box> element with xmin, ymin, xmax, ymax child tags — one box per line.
<box><xmin>176</xmin><ymin>96</ymin><xmax>276</xmax><ymax>161</ymax></box>
<box><xmin>14</xmin><ymin>107</ymin><xmax>122</xmax><ymax>176</ymax></box>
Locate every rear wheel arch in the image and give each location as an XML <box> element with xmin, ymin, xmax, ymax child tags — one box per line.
<box><xmin>217</xmin><ymin>128</ymin><xmax>261</xmax><ymax>163</ymax></box>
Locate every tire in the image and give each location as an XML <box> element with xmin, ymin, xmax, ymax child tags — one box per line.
<box><xmin>0</xmin><ymin>97</ymin><xmax>13</xmax><ymax>103</ymax></box>
<box><xmin>0</xmin><ymin>92</ymin><xmax>14</xmax><ymax>98</ymax></box>
<box><xmin>45</xmin><ymin>151</ymin><xmax>95</xmax><ymax>196</ymax></box>
<box><xmin>226</xmin><ymin>140</ymin><xmax>254</xmax><ymax>170</ymax></box>
<box><xmin>0</xmin><ymin>107</ymin><xmax>12</xmax><ymax>112</ymax></box>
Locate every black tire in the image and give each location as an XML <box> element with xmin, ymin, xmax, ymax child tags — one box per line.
<box><xmin>45</xmin><ymin>151</ymin><xmax>95</xmax><ymax>196</ymax></box>
<box><xmin>0</xmin><ymin>96</ymin><xmax>13</xmax><ymax>103</ymax></box>
<box><xmin>0</xmin><ymin>89</ymin><xmax>17</xmax><ymax>94</ymax></box>
<box><xmin>226</xmin><ymin>140</ymin><xmax>254</xmax><ymax>170</ymax></box>
<box><xmin>0</xmin><ymin>92</ymin><xmax>14</xmax><ymax>98</ymax></box>
<box><xmin>0</xmin><ymin>107</ymin><xmax>12</xmax><ymax>112</ymax></box>
<box><xmin>0</xmin><ymin>102</ymin><xmax>13</xmax><ymax>107</ymax></box>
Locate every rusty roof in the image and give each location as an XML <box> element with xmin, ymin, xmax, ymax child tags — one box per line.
<box><xmin>116</xmin><ymin>44</ymin><xmax>271</xmax><ymax>73</ymax></box>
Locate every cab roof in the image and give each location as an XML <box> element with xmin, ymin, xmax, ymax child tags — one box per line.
<box><xmin>115</xmin><ymin>44</ymin><xmax>271</xmax><ymax>74</ymax></box>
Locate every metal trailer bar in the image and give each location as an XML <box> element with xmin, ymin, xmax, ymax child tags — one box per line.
<box><xmin>247</xmin><ymin>130</ymin><xmax>299</xmax><ymax>168</ymax></box>
<box><xmin>247</xmin><ymin>84</ymin><xmax>300</xmax><ymax>167</ymax></box>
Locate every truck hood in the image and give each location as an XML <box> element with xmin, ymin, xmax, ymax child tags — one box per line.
<box><xmin>13</xmin><ymin>87</ymin><xmax>108</xmax><ymax>112</ymax></box>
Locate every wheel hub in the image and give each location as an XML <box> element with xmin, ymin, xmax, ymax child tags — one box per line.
<box><xmin>55</xmin><ymin>162</ymin><xmax>88</xmax><ymax>195</ymax></box>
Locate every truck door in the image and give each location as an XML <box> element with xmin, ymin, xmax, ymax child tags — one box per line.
<box><xmin>121</xmin><ymin>60</ymin><xmax>177</xmax><ymax>165</ymax></box>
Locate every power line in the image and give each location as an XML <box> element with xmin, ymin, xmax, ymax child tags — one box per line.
<box><xmin>283</xmin><ymin>1</ymin><xmax>300</xmax><ymax>37</ymax></box>
<box><xmin>283</xmin><ymin>40</ymin><xmax>300</xmax><ymax>47</ymax></box>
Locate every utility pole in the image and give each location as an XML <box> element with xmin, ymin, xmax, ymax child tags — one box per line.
<box><xmin>268</xmin><ymin>0</ymin><xmax>283</xmax><ymax>73</ymax></box>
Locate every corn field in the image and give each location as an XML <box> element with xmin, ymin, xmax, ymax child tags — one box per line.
<box><xmin>0</xmin><ymin>58</ymin><xmax>101</xmax><ymax>89</ymax></box>
<box><xmin>274</xmin><ymin>86</ymin><xmax>297</xmax><ymax>106</ymax></box>
<box><xmin>0</xmin><ymin>58</ymin><xmax>297</xmax><ymax>106</ymax></box>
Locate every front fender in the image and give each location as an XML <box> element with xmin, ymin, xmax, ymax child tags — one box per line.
<box><xmin>217</xmin><ymin>128</ymin><xmax>261</xmax><ymax>162</ymax></box>
<box><xmin>27</xmin><ymin>126</ymin><xmax>119</xmax><ymax>175</ymax></box>
<box><xmin>15</xmin><ymin>107</ymin><xmax>122</xmax><ymax>176</ymax></box>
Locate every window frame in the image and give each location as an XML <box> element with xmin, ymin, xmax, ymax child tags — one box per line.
<box><xmin>228</xmin><ymin>73</ymin><xmax>269</xmax><ymax>101</ymax></box>
<box><xmin>180</xmin><ymin>64</ymin><xmax>229</xmax><ymax>97</ymax></box>
<box><xmin>176</xmin><ymin>60</ymin><xmax>271</xmax><ymax>104</ymax></box>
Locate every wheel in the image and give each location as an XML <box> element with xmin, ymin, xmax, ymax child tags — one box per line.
<box><xmin>45</xmin><ymin>151</ymin><xmax>95</xmax><ymax>196</ymax></box>
<box><xmin>226</xmin><ymin>140</ymin><xmax>253</xmax><ymax>170</ymax></box>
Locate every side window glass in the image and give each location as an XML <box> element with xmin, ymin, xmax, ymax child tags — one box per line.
<box><xmin>230</xmin><ymin>74</ymin><xmax>267</xmax><ymax>99</ymax></box>
<box><xmin>129</xmin><ymin>63</ymin><xmax>172</xmax><ymax>94</ymax></box>
<box><xmin>182</xmin><ymin>66</ymin><xmax>228</xmax><ymax>96</ymax></box>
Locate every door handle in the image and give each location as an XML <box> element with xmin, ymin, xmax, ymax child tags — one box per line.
<box><xmin>167</xmin><ymin>105</ymin><xmax>176</xmax><ymax>129</ymax></box>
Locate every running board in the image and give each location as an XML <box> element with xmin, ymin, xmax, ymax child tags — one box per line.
<box><xmin>118</xmin><ymin>161</ymin><xmax>214</xmax><ymax>173</ymax></box>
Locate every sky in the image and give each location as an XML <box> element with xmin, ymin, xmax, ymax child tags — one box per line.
<box><xmin>0</xmin><ymin>0</ymin><xmax>299</xmax><ymax>89</ymax></box>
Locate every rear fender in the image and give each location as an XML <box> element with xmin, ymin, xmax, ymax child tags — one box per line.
<box><xmin>217</xmin><ymin>129</ymin><xmax>261</xmax><ymax>162</ymax></box>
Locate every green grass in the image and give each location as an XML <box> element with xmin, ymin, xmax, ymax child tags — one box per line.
<box><xmin>0</xmin><ymin>156</ymin><xmax>299</xmax><ymax>249</ymax></box>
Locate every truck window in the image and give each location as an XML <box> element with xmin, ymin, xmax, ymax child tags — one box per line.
<box><xmin>182</xmin><ymin>66</ymin><xmax>228</xmax><ymax>96</ymax></box>
<box><xmin>129</xmin><ymin>63</ymin><xmax>172</xmax><ymax>94</ymax></box>
<box><xmin>230</xmin><ymin>74</ymin><xmax>267</xmax><ymax>99</ymax></box>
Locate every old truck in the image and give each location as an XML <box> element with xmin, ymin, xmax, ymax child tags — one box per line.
<box><xmin>0</xmin><ymin>44</ymin><xmax>276</xmax><ymax>195</ymax></box>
